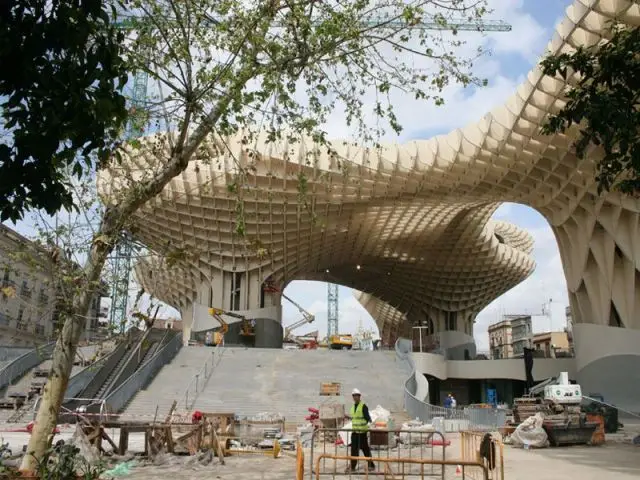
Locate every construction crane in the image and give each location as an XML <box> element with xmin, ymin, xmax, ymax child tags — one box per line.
<box><xmin>282</xmin><ymin>293</ymin><xmax>315</xmax><ymax>342</ymax></box>
<box><xmin>206</xmin><ymin>307</ymin><xmax>252</xmax><ymax>345</ymax></box>
<box><xmin>327</xmin><ymin>283</ymin><xmax>339</xmax><ymax>338</ymax></box>
<box><xmin>108</xmin><ymin>14</ymin><xmax>513</xmax><ymax>329</ymax></box>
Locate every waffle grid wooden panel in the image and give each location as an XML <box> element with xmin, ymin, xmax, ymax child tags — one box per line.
<box><xmin>99</xmin><ymin>1</ymin><xmax>640</xmax><ymax>342</ymax></box>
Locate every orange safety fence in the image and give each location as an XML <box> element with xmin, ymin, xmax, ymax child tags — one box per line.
<box><xmin>314</xmin><ymin>454</ymin><xmax>489</xmax><ymax>480</ymax></box>
<box><xmin>460</xmin><ymin>431</ymin><xmax>504</xmax><ymax>480</ymax></box>
<box><xmin>309</xmin><ymin>427</ymin><xmax>448</xmax><ymax>479</ymax></box>
<box><xmin>297</xmin><ymin>440</ymin><xmax>305</xmax><ymax>480</ymax></box>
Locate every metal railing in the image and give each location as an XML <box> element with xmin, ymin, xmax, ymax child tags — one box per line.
<box><xmin>313</xmin><ymin>454</ymin><xmax>488</xmax><ymax>480</ymax></box>
<box><xmin>183</xmin><ymin>343</ymin><xmax>224</xmax><ymax>410</ymax></box>
<box><xmin>103</xmin><ymin>331</ymin><xmax>183</xmax><ymax>413</ymax></box>
<box><xmin>0</xmin><ymin>342</ymin><xmax>55</xmax><ymax>391</ymax></box>
<box><xmin>309</xmin><ymin>427</ymin><xmax>448</xmax><ymax>480</ymax></box>
<box><xmin>0</xmin><ymin>345</ymin><xmax>32</xmax><ymax>362</ymax></box>
<box><xmin>395</xmin><ymin>338</ymin><xmax>505</xmax><ymax>431</ymax></box>
<box><xmin>65</xmin><ymin>356</ymin><xmax>108</xmax><ymax>399</ymax></box>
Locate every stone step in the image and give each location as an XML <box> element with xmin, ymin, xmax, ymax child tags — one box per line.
<box><xmin>123</xmin><ymin>347</ymin><xmax>407</xmax><ymax>427</ymax></box>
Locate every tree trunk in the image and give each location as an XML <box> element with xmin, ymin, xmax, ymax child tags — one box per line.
<box><xmin>19</xmin><ymin>38</ymin><xmax>264</xmax><ymax>473</ymax></box>
<box><xmin>19</xmin><ymin>231</ymin><xmax>115</xmax><ymax>472</ymax></box>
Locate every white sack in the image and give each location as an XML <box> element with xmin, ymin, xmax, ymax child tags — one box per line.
<box><xmin>510</xmin><ymin>413</ymin><xmax>549</xmax><ymax>448</ymax></box>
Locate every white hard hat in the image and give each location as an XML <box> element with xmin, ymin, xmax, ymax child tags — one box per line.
<box><xmin>352</xmin><ymin>388</ymin><xmax>361</xmax><ymax>395</ymax></box>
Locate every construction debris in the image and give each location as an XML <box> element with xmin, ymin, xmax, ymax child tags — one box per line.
<box><xmin>507</xmin><ymin>413</ymin><xmax>549</xmax><ymax>449</ymax></box>
<box><xmin>398</xmin><ymin>419</ymin><xmax>436</xmax><ymax>445</ymax></box>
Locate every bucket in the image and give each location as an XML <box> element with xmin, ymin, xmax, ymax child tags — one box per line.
<box><xmin>586</xmin><ymin>414</ymin><xmax>605</xmax><ymax>445</ymax></box>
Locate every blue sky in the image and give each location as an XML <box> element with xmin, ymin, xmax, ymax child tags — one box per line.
<box><xmin>5</xmin><ymin>1</ymin><xmax>574</xmax><ymax>350</ymax></box>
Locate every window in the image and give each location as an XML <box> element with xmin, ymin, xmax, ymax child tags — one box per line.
<box><xmin>20</xmin><ymin>280</ymin><xmax>31</xmax><ymax>298</ymax></box>
<box><xmin>16</xmin><ymin>309</ymin><xmax>26</xmax><ymax>331</ymax></box>
<box><xmin>39</xmin><ymin>288</ymin><xmax>49</xmax><ymax>305</ymax></box>
<box><xmin>444</xmin><ymin>311</ymin><xmax>457</xmax><ymax>331</ymax></box>
<box><xmin>34</xmin><ymin>324</ymin><xmax>44</xmax><ymax>335</ymax></box>
<box><xmin>229</xmin><ymin>272</ymin><xmax>242</xmax><ymax>311</ymax></box>
<box><xmin>259</xmin><ymin>283</ymin><xmax>265</xmax><ymax>309</ymax></box>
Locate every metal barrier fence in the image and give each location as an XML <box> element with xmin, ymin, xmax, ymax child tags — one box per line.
<box><xmin>184</xmin><ymin>343</ymin><xmax>224</xmax><ymax>410</ymax></box>
<box><xmin>313</xmin><ymin>454</ymin><xmax>489</xmax><ymax>480</ymax></box>
<box><xmin>464</xmin><ymin>409</ymin><xmax>507</xmax><ymax>432</ymax></box>
<box><xmin>0</xmin><ymin>346</ymin><xmax>32</xmax><ymax>362</ymax></box>
<box><xmin>396</xmin><ymin>338</ymin><xmax>507</xmax><ymax>432</ymax></box>
<box><xmin>460</xmin><ymin>431</ymin><xmax>504</xmax><ymax>480</ymax></box>
<box><xmin>104</xmin><ymin>331</ymin><xmax>183</xmax><ymax>413</ymax></box>
<box><xmin>309</xmin><ymin>427</ymin><xmax>447</xmax><ymax>480</ymax></box>
<box><xmin>0</xmin><ymin>342</ymin><xmax>55</xmax><ymax>391</ymax></box>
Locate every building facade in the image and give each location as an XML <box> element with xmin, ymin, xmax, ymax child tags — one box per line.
<box><xmin>0</xmin><ymin>224</ymin><xmax>104</xmax><ymax>346</ymax></box>
<box><xmin>532</xmin><ymin>331</ymin><xmax>571</xmax><ymax>358</ymax></box>
<box><xmin>488</xmin><ymin>315</ymin><xmax>532</xmax><ymax>360</ymax></box>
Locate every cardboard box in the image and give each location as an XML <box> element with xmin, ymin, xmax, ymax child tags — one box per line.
<box><xmin>320</xmin><ymin>382</ymin><xmax>341</xmax><ymax>396</ymax></box>
<box><xmin>320</xmin><ymin>403</ymin><xmax>345</xmax><ymax>419</ymax></box>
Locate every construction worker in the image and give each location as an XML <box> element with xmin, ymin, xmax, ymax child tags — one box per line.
<box><xmin>344</xmin><ymin>388</ymin><xmax>376</xmax><ymax>472</ymax></box>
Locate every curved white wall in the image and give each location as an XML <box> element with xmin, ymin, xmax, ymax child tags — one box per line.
<box><xmin>436</xmin><ymin>331</ymin><xmax>476</xmax><ymax>360</ymax></box>
<box><xmin>413</xmin><ymin>352</ymin><xmax>576</xmax><ymax>382</ymax></box>
<box><xmin>573</xmin><ymin>324</ymin><xmax>640</xmax><ymax>413</ymax></box>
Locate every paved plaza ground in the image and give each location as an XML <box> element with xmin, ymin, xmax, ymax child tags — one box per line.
<box><xmin>1</xmin><ymin>426</ymin><xmax>639</xmax><ymax>479</ymax></box>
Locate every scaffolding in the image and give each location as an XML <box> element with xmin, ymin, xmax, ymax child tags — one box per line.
<box><xmin>327</xmin><ymin>284</ymin><xmax>339</xmax><ymax>338</ymax></box>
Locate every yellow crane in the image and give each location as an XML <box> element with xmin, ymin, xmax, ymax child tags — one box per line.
<box><xmin>207</xmin><ymin>307</ymin><xmax>254</xmax><ymax>345</ymax></box>
<box><xmin>282</xmin><ymin>293</ymin><xmax>315</xmax><ymax>344</ymax></box>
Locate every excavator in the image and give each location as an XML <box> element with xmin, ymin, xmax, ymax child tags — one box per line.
<box><xmin>206</xmin><ymin>307</ymin><xmax>255</xmax><ymax>345</ymax></box>
<box><xmin>282</xmin><ymin>293</ymin><xmax>317</xmax><ymax>349</ymax></box>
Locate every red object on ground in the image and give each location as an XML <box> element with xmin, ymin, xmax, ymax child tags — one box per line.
<box><xmin>308</xmin><ymin>407</ymin><xmax>319</xmax><ymax>414</ymax></box>
<box><xmin>427</xmin><ymin>438</ymin><xmax>451</xmax><ymax>446</ymax></box>
<box><xmin>191</xmin><ymin>411</ymin><xmax>204</xmax><ymax>424</ymax></box>
<box><xmin>335</xmin><ymin>437</ymin><xmax>344</xmax><ymax>445</ymax></box>
<box><xmin>23</xmin><ymin>422</ymin><xmax>60</xmax><ymax>435</ymax></box>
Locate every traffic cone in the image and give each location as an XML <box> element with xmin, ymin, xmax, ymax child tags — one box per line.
<box><xmin>455</xmin><ymin>465</ymin><xmax>462</xmax><ymax>476</ymax></box>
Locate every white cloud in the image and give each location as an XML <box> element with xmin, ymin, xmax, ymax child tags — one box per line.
<box><xmin>313</xmin><ymin>1</ymin><xmax>551</xmax><ymax>143</ymax></box>
<box><xmin>485</xmin><ymin>0</ymin><xmax>548</xmax><ymax>61</ymax></box>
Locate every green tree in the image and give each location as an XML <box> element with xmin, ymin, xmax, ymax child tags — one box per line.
<box><xmin>0</xmin><ymin>0</ymin><xmax>129</xmax><ymax>222</ymax></box>
<box><xmin>22</xmin><ymin>0</ymin><xmax>491</xmax><ymax>471</ymax></box>
<box><xmin>540</xmin><ymin>24</ymin><xmax>640</xmax><ymax>194</ymax></box>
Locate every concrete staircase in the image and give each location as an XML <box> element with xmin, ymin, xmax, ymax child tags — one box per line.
<box><xmin>123</xmin><ymin>347</ymin><xmax>215</xmax><ymax>418</ymax></box>
<box><xmin>123</xmin><ymin>347</ymin><xmax>407</xmax><ymax>426</ymax></box>
<box><xmin>0</xmin><ymin>361</ymin><xmax>83</xmax><ymax>424</ymax></box>
<box><xmin>192</xmin><ymin>348</ymin><xmax>406</xmax><ymax>425</ymax></box>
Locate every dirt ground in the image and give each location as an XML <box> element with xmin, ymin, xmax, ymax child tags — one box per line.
<box><xmin>1</xmin><ymin>426</ymin><xmax>639</xmax><ymax>479</ymax></box>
